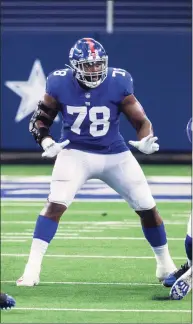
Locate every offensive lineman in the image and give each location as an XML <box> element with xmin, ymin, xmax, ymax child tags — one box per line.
<box><xmin>16</xmin><ymin>38</ymin><xmax>177</xmax><ymax>286</ymax></box>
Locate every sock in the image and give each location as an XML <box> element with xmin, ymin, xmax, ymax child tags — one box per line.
<box><xmin>142</xmin><ymin>223</ymin><xmax>167</xmax><ymax>247</ymax></box>
<box><xmin>24</xmin><ymin>238</ymin><xmax>48</xmax><ymax>275</ymax></box>
<box><xmin>142</xmin><ymin>223</ymin><xmax>175</xmax><ymax>267</ymax></box>
<box><xmin>152</xmin><ymin>244</ymin><xmax>176</xmax><ymax>267</ymax></box>
<box><xmin>24</xmin><ymin>216</ymin><xmax>58</xmax><ymax>276</ymax></box>
<box><xmin>185</xmin><ymin>234</ymin><xmax>192</xmax><ymax>266</ymax></box>
<box><xmin>33</xmin><ymin>215</ymin><xmax>58</xmax><ymax>243</ymax></box>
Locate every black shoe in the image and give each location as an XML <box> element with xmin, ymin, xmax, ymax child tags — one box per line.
<box><xmin>163</xmin><ymin>262</ymin><xmax>190</xmax><ymax>287</ymax></box>
<box><xmin>0</xmin><ymin>293</ymin><xmax>16</xmax><ymax>309</ymax></box>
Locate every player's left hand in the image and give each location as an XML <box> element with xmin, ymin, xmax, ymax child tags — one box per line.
<box><xmin>41</xmin><ymin>138</ymin><xmax>70</xmax><ymax>158</ymax></box>
<box><xmin>129</xmin><ymin>134</ymin><xmax>159</xmax><ymax>154</ymax></box>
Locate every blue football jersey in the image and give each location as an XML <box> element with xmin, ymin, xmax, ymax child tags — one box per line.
<box><xmin>46</xmin><ymin>67</ymin><xmax>133</xmax><ymax>154</ymax></box>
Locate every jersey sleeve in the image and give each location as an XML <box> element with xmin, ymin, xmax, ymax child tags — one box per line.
<box><xmin>122</xmin><ymin>71</ymin><xmax>134</xmax><ymax>96</ymax></box>
<box><xmin>111</xmin><ymin>68</ymin><xmax>134</xmax><ymax>103</ymax></box>
<box><xmin>46</xmin><ymin>72</ymin><xmax>61</xmax><ymax>100</ymax></box>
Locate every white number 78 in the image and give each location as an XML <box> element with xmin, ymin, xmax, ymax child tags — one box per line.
<box><xmin>67</xmin><ymin>105</ymin><xmax>110</xmax><ymax>137</ymax></box>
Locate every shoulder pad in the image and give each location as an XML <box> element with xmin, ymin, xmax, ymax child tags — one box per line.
<box><xmin>46</xmin><ymin>68</ymin><xmax>72</xmax><ymax>99</ymax></box>
<box><xmin>109</xmin><ymin>67</ymin><xmax>134</xmax><ymax>97</ymax></box>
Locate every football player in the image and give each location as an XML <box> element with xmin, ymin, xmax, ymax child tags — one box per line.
<box><xmin>16</xmin><ymin>37</ymin><xmax>177</xmax><ymax>286</ymax></box>
<box><xmin>0</xmin><ymin>293</ymin><xmax>15</xmax><ymax>309</ymax></box>
<box><xmin>163</xmin><ymin>118</ymin><xmax>192</xmax><ymax>300</ymax></box>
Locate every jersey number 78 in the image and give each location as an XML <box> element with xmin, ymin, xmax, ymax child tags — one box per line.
<box><xmin>67</xmin><ymin>105</ymin><xmax>110</xmax><ymax>137</ymax></box>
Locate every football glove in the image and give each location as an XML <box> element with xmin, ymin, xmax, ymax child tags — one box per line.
<box><xmin>129</xmin><ymin>134</ymin><xmax>159</xmax><ymax>154</ymax></box>
<box><xmin>41</xmin><ymin>138</ymin><xmax>70</xmax><ymax>158</ymax></box>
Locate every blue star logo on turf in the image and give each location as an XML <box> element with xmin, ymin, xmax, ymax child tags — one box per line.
<box><xmin>5</xmin><ymin>59</ymin><xmax>59</xmax><ymax>123</ymax></box>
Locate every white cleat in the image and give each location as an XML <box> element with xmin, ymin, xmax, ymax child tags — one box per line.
<box><xmin>16</xmin><ymin>275</ymin><xmax>40</xmax><ymax>287</ymax></box>
<box><xmin>170</xmin><ymin>267</ymin><xmax>192</xmax><ymax>300</ymax></box>
<box><xmin>156</xmin><ymin>264</ymin><xmax>177</xmax><ymax>282</ymax></box>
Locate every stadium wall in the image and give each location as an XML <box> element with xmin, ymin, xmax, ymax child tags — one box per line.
<box><xmin>1</xmin><ymin>31</ymin><xmax>191</xmax><ymax>163</ymax></box>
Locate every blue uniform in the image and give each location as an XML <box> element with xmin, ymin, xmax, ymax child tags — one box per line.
<box><xmin>46</xmin><ymin>67</ymin><xmax>133</xmax><ymax>154</ymax></box>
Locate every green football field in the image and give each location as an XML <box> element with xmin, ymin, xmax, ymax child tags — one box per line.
<box><xmin>1</xmin><ymin>165</ymin><xmax>192</xmax><ymax>323</ymax></box>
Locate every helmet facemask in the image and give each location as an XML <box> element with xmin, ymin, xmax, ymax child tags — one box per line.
<box><xmin>70</xmin><ymin>56</ymin><xmax>108</xmax><ymax>88</ymax></box>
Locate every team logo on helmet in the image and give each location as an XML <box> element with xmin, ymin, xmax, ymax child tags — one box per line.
<box><xmin>69</xmin><ymin>38</ymin><xmax>108</xmax><ymax>89</ymax></box>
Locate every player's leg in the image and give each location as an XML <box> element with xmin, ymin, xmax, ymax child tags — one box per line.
<box><xmin>17</xmin><ymin>149</ymin><xmax>90</xmax><ymax>286</ymax></box>
<box><xmin>163</xmin><ymin>214</ymin><xmax>192</xmax><ymax>287</ymax></box>
<box><xmin>185</xmin><ymin>214</ymin><xmax>192</xmax><ymax>266</ymax></box>
<box><xmin>101</xmin><ymin>151</ymin><xmax>176</xmax><ymax>281</ymax></box>
<box><xmin>0</xmin><ymin>293</ymin><xmax>15</xmax><ymax>309</ymax></box>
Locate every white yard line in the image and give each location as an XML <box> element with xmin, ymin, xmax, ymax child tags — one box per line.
<box><xmin>0</xmin><ymin>236</ymin><xmax>185</xmax><ymax>241</ymax></box>
<box><xmin>1</xmin><ymin>240</ymin><xmax>26</xmax><ymax>242</ymax></box>
<box><xmin>9</xmin><ymin>307</ymin><xmax>191</xmax><ymax>313</ymax></box>
<box><xmin>1</xmin><ymin>280</ymin><xmax>160</xmax><ymax>286</ymax></box>
<box><xmin>2</xmin><ymin>210</ymin><xmax>116</xmax><ymax>214</ymax></box>
<box><xmin>2</xmin><ymin>209</ymin><xmax>191</xmax><ymax>215</ymax></box>
<box><xmin>2</xmin><ymin>232</ymin><xmax>78</xmax><ymax>236</ymax></box>
<box><xmin>172</xmin><ymin>214</ymin><xmax>189</xmax><ymax>218</ymax></box>
<box><xmin>1</xmin><ymin>220</ymin><xmax>187</xmax><ymax>225</ymax></box>
<box><xmin>1</xmin><ymin>253</ymin><xmax>186</xmax><ymax>260</ymax></box>
<box><xmin>1</xmin><ymin>204</ymin><xmax>191</xmax><ymax>214</ymax></box>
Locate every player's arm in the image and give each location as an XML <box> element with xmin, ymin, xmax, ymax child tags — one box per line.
<box><xmin>29</xmin><ymin>93</ymin><xmax>60</xmax><ymax>146</ymax></box>
<box><xmin>29</xmin><ymin>94</ymin><xmax>69</xmax><ymax>157</ymax></box>
<box><xmin>29</xmin><ymin>73</ymin><xmax>70</xmax><ymax>158</ymax></box>
<box><xmin>121</xmin><ymin>94</ymin><xmax>153</xmax><ymax>140</ymax></box>
<box><xmin>120</xmin><ymin>95</ymin><xmax>159</xmax><ymax>154</ymax></box>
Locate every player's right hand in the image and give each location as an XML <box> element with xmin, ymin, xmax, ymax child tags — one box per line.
<box><xmin>41</xmin><ymin>137</ymin><xmax>70</xmax><ymax>158</ymax></box>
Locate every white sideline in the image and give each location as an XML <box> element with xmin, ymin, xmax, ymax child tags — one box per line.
<box><xmin>1</xmin><ymin>253</ymin><xmax>185</xmax><ymax>260</ymax></box>
<box><xmin>11</xmin><ymin>308</ymin><xmax>191</xmax><ymax>313</ymax></box>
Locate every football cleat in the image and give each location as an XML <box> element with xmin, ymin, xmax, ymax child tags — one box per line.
<box><xmin>156</xmin><ymin>263</ymin><xmax>177</xmax><ymax>282</ymax></box>
<box><xmin>16</xmin><ymin>275</ymin><xmax>40</xmax><ymax>287</ymax></box>
<box><xmin>162</xmin><ymin>262</ymin><xmax>190</xmax><ymax>287</ymax></box>
<box><xmin>0</xmin><ymin>293</ymin><xmax>16</xmax><ymax>309</ymax></box>
<box><xmin>170</xmin><ymin>266</ymin><xmax>192</xmax><ymax>300</ymax></box>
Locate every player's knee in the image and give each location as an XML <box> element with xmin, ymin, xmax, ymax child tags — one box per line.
<box><xmin>135</xmin><ymin>206</ymin><xmax>163</xmax><ymax>227</ymax></box>
<box><xmin>128</xmin><ymin>188</ymin><xmax>155</xmax><ymax>211</ymax></box>
<box><xmin>135</xmin><ymin>206</ymin><xmax>156</xmax><ymax>217</ymax></box>
<box><xmin>40</xmin><ymin>202</ymin><xmax>67</xmax><ymax>222</ymax></box>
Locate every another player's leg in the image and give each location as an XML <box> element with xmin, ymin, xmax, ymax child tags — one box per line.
<box><xmin>185</xmin><ymin>215</ymin><xmax>192</xmax><ymax>267</ymax></box>
<box><xmin>163</xmin><ymin>214</ymin><xmax>192</xmax><ymax>287</ymax></box>
<box><xmin>102</xmin><ymin>151</ymin><xmax>176</xmax><ymax>281</ymax></box>
<box><xmin>0</xmin><ymin>293</ymin><xmax>16</xmax><ymax>309</ymax></box>
<box><xmin>169</xmin><ymin>266</ymin><xmax>192</xmax><ymax>300</ymax></box>
<box><xmin>17</xmin><ymin>150</ymin><xmax>89</xmax><ymax>286</ymax></box>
